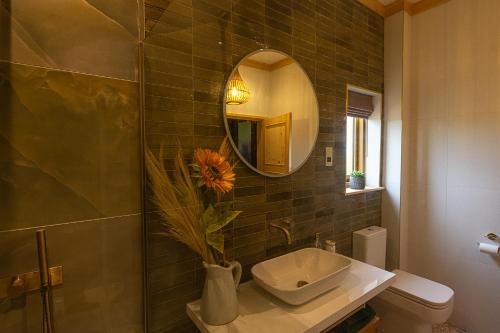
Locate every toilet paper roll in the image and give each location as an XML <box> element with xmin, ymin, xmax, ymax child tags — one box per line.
<box><xmin>478</xmin><ymin>242</ymin><xmax>500</xmax><ymax>255</ymax></box>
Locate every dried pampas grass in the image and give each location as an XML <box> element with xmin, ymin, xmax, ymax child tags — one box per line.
<box><xmin>146</xmin><ymin>145</ymin><xmax>216</xmax><ymax>264</ymax></box>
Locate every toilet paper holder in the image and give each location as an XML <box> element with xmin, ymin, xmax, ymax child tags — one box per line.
<box><xmin>476</xmin><ymin>233</ymin><xmax>499</xmax><ymax>245</ymax></box>
<box><xmin>476</xmin><ymin>233</ymin><xmax>500</xmax><ymax>256</ymax></box>
<box><xmin>485</xmin><ymin>233</ymin><xmax>498</xmax><ymax>242</ymax></box>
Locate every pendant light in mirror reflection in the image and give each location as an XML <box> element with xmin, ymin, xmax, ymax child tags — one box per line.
<box><xmin>225</xmin><ymin>69</ymin><xmax>250</xmax><ymax>105</ymax></box>
<box><xmin>223</xmin><ymin>49</ymin><xmax>319</xmax><ymax>177</ymax></box>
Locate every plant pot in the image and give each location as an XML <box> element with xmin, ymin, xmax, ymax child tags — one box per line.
<box><xmin>201</xmin><ymin>261</ymin><xmax>242</xmax><ymax>325</ymax></box>
<box><xmin>350</xmin><ymin>176</ymin><xmax>365</xmax><ymax>190</ymax></box>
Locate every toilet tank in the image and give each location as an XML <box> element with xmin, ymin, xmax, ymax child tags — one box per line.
<box><xmin>352</xmin><ymin>226</ymin><xmax>386</xmax><ymax>269</ymax></box>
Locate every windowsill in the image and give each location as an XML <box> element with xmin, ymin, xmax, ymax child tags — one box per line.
<box><xmin>345</xmin><ymin>186</ymin><xmax>384</xmax><ymax>196</ymax></box>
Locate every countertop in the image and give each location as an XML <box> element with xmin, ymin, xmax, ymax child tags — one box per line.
<box><xmin>186</xmin><ymin>256</ymin><xmax>395</xmax><ymax>333</ymax></box>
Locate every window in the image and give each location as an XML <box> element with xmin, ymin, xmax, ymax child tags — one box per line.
<box><xmin>346</xmin><ymin>116</ymin><xmax>367</xmax><ymax>177</ymax></box>
<box><xmin>345</xmin><ymin>86</ymin><xmax>382</xmax><ymax>191</ymax></box>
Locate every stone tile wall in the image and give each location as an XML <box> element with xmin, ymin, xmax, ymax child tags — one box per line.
<box><xmin>143</xmin><ymin>1</ymin><xmax>384</xmax><ymax>332</ymax></box>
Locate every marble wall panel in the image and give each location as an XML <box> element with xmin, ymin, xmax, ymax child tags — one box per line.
<box><xmin>0</xmin><ymin>61</ymin><xmax>141</xmax><ymax>231</ymax></box>
<box><xmin>0</xmin><ymin>0</ymin><xmax>140</xmax><ymax>80</ymax></box>
<box><xmin>0</xmin><ymin>214</ymin><xmax>143</xmax><ymax>333</ymax></box>
<box><xmin>0</xmin><ymin>1</ymin><xmax>144</xmax><ymax>331</ymax></box>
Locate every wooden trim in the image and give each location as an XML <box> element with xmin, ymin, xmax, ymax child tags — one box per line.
<box><xmin>241</xmin><ymin>58</ymin><xmax>293</xmax><ymax>71</ymax></box>
<box><xmin>404</xmin><ymin>0</ymin><xmax>414</xmax><ymax>14</ymax></box>
<box><xmin>257</xmin><ymin>122</ymin><xmax>263</xmax><ymax>170</ymax></box>
<box><xmin>269</xmin><ymin>58</ymin><xmax>294</xmax><ymax>71</ymax></box>
<box><xmin>347</xmin><ymin>83</ymin><xmax>382</xmax><ymax>97</ymax></box>
<box><xmin>411</xmin><ymin>0</ymin><xmax>451</xmax><ymax>15</ymax></box>
<box><xmin>358</xmin><ymin>0</ymin><xmax>451</xmax><ymax>18</ymax></box>
<box><xmin>384</xmin><ymin>0</ymin><xmax>405</xmax><ymax>17</ymax></box>
<box><xmin>226</xmin><ymin>112</ymin><xmax>266</xmax><ymax>121</ymax></box>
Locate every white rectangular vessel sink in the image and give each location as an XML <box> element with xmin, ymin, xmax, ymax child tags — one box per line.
<box><xmin>251</xmin><ymin>248</ymin><xmax>352</xmax><ymax>305</ymax></box>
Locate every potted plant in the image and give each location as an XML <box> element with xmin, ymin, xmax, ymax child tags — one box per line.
<box><xmin>350</xmin><ymin>170</ymin><xmax>365</xmax><ymax>190</ymax></box>
<box><xmin>146</xmin><ymin>138</ymin><xmax>242</xmax><ymax>325</ymax></box>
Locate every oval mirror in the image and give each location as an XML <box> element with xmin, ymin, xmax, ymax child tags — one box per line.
<box><xmin>223</xmin><ymin>49</ymin><xmax>319</xmax><ymax>177</ymax></box>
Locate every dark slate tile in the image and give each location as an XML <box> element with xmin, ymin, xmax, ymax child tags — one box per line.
<box><xmin>234</xmin><ymin>185</ymin><xmax>266</xmax><ymax>198</ymax></box>
<box><xmin>143</xmin><ymin>0</ymin><xmax>384</xmax><ymax>331</ymax></box>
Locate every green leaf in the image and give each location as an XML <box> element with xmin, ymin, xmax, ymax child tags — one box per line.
<box><xmin>202</xmin><ymin>204</ymin><xmax>242</xmax><ymax>255</ymax></box>
<box><xmin>202</xmin><ymin>204</ymin><xmax>218</xmax><ymax>229</ymax></box>
<box><xmin>206</xmin><ymin>231</ymin><xmax>224</xmax><ymax>254</ymax></box>
<box><xmin>350</xmin><ymin>170</ymin><xmax>365</xmax><ymax>177</ymax></box>
<box><xmin>206</xmin><ymin>209</ymin><xmax>242</xmax><ymax>234</ymax></box>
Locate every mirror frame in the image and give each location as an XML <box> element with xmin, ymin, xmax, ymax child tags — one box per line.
<box><xmin>222</xmin><ymin>49</ymin><xmax>320</xmax><ymax>178</ymax></box>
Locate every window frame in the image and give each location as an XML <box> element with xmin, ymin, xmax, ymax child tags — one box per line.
<box><xmin>345</xmin><ymin>84</ymin><xmax>383</xmax><ymax>192</ymax></box>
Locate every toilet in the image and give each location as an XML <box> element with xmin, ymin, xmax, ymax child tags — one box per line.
<box><xmin>353</xmin><ymin>226</ymin><xmax>454</xmax><ymax>333</ymax></box>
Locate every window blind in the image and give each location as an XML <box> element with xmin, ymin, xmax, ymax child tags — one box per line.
<box><xmin>347</xmin><ymin>91</ymin><xmax>374</xmax><ymax>119</ymax></box>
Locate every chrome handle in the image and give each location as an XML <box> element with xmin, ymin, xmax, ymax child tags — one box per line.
<box><xmin>8</xmin><ymin>276</ymin><xmax>25</xmax><ymax>299</ymax></box>
<box><xmin>37</xmin><ymin>230</ymin><xmax>56</xmax><ymax>333</ymax></box>
<box><xmin>486</xmin><ymin>233</ymin><xmax>498</xmax><ymax>242</ymax></box>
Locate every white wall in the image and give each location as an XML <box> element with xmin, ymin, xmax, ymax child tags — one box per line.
<box><xmin>226</xmin><ymin>65</ymin><xmax>270</xmax><ymax>117</ymax></box>
<box><xmin>399</xmin><ymin>10</ymin><xmax>412</xmax><ymax>269</ymax></box>
<box><xmin>403</xmin><ymin>1</ymin><xmax>500</xmax><ymax>332</ymax></box>
<box><xmin>366</xmin><ymin>94</ymin><xmax>382</xmax><ymax>188</ymax></box>
<box><xmin>382</xmin><ymin>11</ymin><xmax>404</xmax><ymax>271</ymax></box>
<box><xmin>270</xmin><ymin>63</ymin><xmax>318</xmax><ymax>169</ymax></box>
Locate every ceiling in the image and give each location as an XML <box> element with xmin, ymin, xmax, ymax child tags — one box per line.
<box><xmin>248</xmin><ymin>52</ymin><xmax>287</xmax><ymax>65</ymax></box>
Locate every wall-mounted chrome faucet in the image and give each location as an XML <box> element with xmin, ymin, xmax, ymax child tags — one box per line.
<box><xmin>0</xmin><ymin>230</ymin><xmax>61</xmax><ymax>333</ymax></box>
<box><xmin>270</xmin><ymin>218</ymin><xmax>293</xmax><ymax>245</ymax></box>
<box><xmin>315</xmin><ymin>233</ymin><xmax>321</xmax><ymax>248</ymax></box>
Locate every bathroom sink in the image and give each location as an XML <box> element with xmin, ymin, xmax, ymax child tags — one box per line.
<box><xmin>251</xmin><ymin>248</ymin><xmax>352</xmax><ymax>305</ymax></box>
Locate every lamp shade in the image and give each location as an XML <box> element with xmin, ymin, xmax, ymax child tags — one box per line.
<box><xmin>225</xmin><ymin>69</ymin><xmax>250</xmax><ymax>105</ymax></box>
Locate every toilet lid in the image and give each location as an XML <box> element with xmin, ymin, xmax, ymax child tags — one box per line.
<box><xmin>388</xmin><ymin>270</ymin><xmax>454</xmax><ymax>309</ymax></box>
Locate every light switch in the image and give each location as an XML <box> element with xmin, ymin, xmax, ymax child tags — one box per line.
<box><xmin>325</xmin><ymin>147</ymin><xmax>333</xmax><ymax>166</ymax></box>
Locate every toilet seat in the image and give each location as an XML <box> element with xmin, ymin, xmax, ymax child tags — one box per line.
<box><xmin>388</xmin><ymin>270</ymin><xmax>454</xmax><ymax>309</ymax></box>
<box><xmin>376</xmin><ymin>269</ymin><xmax>454</xmax><ymax>324</ymax></box>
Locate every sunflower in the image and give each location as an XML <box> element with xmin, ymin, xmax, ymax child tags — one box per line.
<box><xmin>193</xmin><ymin>148</ymin><xmax>235</xmax><ymax>193</ymax></box>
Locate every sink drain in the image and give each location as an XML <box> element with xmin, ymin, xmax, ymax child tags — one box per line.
<box><xmin>297</xmin><ymin>280</ymin><xmax>309</xmax><ymax>288</ymax></box>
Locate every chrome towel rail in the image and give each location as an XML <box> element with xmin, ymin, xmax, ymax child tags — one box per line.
<box><xmin>36</xmin><ymin>230</ymin><xmax>56</xmax><ymax>333</ymax></box>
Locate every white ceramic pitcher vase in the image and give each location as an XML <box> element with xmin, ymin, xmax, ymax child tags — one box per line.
<box><xmin>201</xmin><ymin>261</ymin><xmax>242</xmax><ymax>325</ymax></box>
